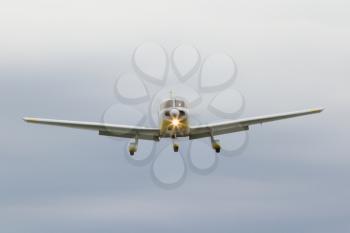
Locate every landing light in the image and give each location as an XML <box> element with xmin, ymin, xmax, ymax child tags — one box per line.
<box><xmin>172</xmin><ymin>118</ymin><xmax>180</xmax><ymax>127</ymax></box>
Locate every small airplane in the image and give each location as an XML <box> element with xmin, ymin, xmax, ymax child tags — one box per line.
<box><xmin>24</xmin><ymin>95</ymin><xmax>324</xmax><ymax>155</ymax></box>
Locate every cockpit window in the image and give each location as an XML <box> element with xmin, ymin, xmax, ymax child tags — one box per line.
<box><xmin>161</xmin><ymin>100</ymin><xmax>173</xmax><ymax>109</ymax></box>
<box><xmin>161</xmin><ymin>99</ymin><xmax>187</xmax><ymax>109</ymax></box>
<box><xmin>175</xmin><ymin>100</ymin><xmax>185</xmax><ymax>107</ymax></box>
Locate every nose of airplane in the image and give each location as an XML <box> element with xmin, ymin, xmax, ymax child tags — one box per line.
<box><xmin>170</xmin><ymin>108</ymin><xmax>180</xmax><ymax>117</ymax></box>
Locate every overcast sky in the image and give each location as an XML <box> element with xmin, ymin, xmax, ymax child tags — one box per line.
<box><xmin>1</xmin><ymin>0</ymin><xmax>350</xmax><ymax>232</ymax></box>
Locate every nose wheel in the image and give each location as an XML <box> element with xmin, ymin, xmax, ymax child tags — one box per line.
<box><xmin>173</xmin><ymin>143</ymin><xmax>179</xmax><ymax>152</ymax></box>
<box><xmin>172</xmin><ymin>134</ymin><xmax>179</xmax><ymax>152</ymax></box>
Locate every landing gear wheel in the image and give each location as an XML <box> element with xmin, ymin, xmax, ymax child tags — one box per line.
<box><xmin>128</xmin><ymin>144</ymin><xmax>137</xmax><ymax>156</ymax></box>
<box><xmin>211</xmin><ymin>136</ymin><xmax>221</xmax><ymax>154</ymax></box>
<box><xmin>128</xmin><ymin>137</ymin><xmax>138</xmax><ymax>156</ymax></box>
<box><xmin>173</xmin><ymin>144</ymin><xmax>179</xmax><ymax>152</ymax></box>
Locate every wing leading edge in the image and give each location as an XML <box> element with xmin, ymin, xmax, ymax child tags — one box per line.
<box><xmin>24</xmin><ymin>108</ymin><xmax>324</xmax><ymax>141</ymax></box>
<box><xmin>189</xmin><ymin>108</ymin><xmax>324</xmax><ymax>140</ymax></box>
<box><xmin>23</xmin><ymin>117</ymin><xmax>160</xmax><ymax>141</ymax></box>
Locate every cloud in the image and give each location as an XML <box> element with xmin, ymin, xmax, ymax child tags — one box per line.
<box><xmin>1</xmin><ymin>0</ymin><xmax>350</xmax><ymax>232</ymax></box>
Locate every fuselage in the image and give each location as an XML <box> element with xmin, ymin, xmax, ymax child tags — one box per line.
<box><xmin>159</xmin><ymin>98</ymin><xmax>190</xmax><ymax>138</ymax></box>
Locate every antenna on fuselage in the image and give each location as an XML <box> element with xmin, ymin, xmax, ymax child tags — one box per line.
<box><xmin>170</xmin><ymin>90</ymin><xmax>175</xmax><ymax>107</ymax></box>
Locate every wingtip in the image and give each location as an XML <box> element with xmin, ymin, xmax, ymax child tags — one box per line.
<box><xmin>318</xmin><ymin>107</ymin><xmax>325</xmax><ymax>112</ymax></box>
<box><xmin>23</xmin><ymin>117</ymin><xmax>36</xmax><ymax>122</ymax></box>
<box><xmin>311</xmin><ymin>107</ymin><xmax>325</xmax><ymax>113</ymax></box>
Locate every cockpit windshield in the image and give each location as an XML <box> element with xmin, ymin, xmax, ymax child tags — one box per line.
<box><xmin>160</xmin><ymin>99</ymin><xmax>187</xmax><ymax>109</ymax></box>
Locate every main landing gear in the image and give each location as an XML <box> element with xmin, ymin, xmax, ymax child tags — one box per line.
<box><xmin>211</xmin><ymin>135</ymin><xmax>221</xmax><ymax>153</ymax></box>
<box><xmin>128</xmin><ymin>137</ymin><xmax>138</xmax><ymax>156</ymax></box>
<box><xmin>128</xmin><ymin>135</ymin><xmax>221</xmax><ymax>155</ymax></box>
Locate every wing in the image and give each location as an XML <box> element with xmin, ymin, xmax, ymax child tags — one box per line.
<box><xmin>23</xmin><ymin>117</ymin><xmax>160</xmax><ymax>141</ymax></box>
<box><xmin>189</xmin><ymin>108</ymin><xmax>324</xmax><ymax>140</ymax></box>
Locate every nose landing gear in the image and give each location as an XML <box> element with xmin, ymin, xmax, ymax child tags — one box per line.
<box><xmin>173</xmin><ymin>143</ymin><xmax>179</xmax><ymax>152</ymax></box>
<box><xmin>172</xmin><ymin>134</ymin><xmax>179</xmax><ymax>152</ymax></box>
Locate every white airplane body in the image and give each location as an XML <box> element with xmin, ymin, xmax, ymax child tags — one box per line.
<box><xmin>24</xmin><ymin>97</ymin><xmax>323</xmax><ymax>155</ymax></box>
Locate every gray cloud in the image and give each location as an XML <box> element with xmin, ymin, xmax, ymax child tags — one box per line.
<box><xmin>1</xmin><ymin>0</ymin><xmax>350</xmax><ymax>232</ymax></box>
